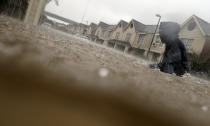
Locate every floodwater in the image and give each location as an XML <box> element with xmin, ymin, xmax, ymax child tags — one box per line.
<box><xmin>1</xmin><ymin>16</ymin><xmax>210</xmax><ymax>126</ymax></box>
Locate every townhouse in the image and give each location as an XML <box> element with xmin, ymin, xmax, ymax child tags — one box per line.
<box><xmin>94</xmin><ymin>22</ymin><xmax>115</xmax><ymax>44</ymax></box>
<box><xmin>179</xmin><ymin>15</ymin><xmax>210</xmax><ymax>58</ymax></box>
<box><xmin>67</xmin><ymin>15</ymin><xmax>210</xmax><ymax>61</ymax></box>
<box><xmin>110</xmin><ymin>19</ymin><xmax>164</xmax><ymax>61</ymax></box>
<box><xmin>111</xmin><ymin>20</ymin><xmax>128</xmax><ymax>41</ymax></box>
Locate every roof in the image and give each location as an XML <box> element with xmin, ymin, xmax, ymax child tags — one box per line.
<box><xmin>44</xmin><ymin>11</ymin><xmax>77</xmax><ymax>25</ymax></box>
<box><xmin>125</xmin><ymin>19</ymin><xmax>159</xmax><ymax>33</ymax></box>
<box><xmin>143</xmin><ymin>25</ymin><xmax>159</xmax><ymax>33</ymax></box>
<box><xmin>105</xmin><ymin>25</ymin><xmax>116</xmax><ymax>31</ymax></box>
<box><xmin>132</xmin><ymin>19</ymin><xmax>146</xmax><ymax>32</ymax></box>
<box><xmin>181</xmin><ymin>15</ymin><xmax>210</xmax><ymax>36</ymax></box>
<box><xmin>97</xmin><ymin>22</ymin><xmax>115</xmax><ymax>31</ymax></box>
<box><xmin>98</xmin><ymin>22</ymin><xmax>110</xmax><ymax>29</ymax></box>
<box><xmin>120</xmin><ymin>20</ymin><xmax>129</xmax><ymax>29</ymax></box>
<box><xmin>79</xmin><ymin>23</ymin><xmax>88</xmax><ymax>28</ymax></box>
<box><xmin>113</xmin><ymin>20</ymin><xmax>128</xmax><ymax>30</ymax></box>
<box><xmin>195</xmin><ymin>15</ymin><xmax>210</xmax><ymax>35</ymax></box>
<box><xmin>89</xmin><ymin>23</ymin><xmax>97</xmax><ymax>31</ymax></box>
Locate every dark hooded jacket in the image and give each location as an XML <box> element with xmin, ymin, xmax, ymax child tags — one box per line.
<box><xmin>158</xmin><ymin>22</ymin><xmax>189</xmax><ymax>76</ymax></box>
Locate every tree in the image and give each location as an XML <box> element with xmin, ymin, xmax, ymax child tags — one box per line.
<box><xmin>188</xmin><ymin>53</ymin><xmax>210</xmax><ymax>74</ymax></box>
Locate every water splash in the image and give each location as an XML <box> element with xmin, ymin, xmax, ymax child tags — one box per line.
<box><xmin>201</xmin><ymin>106</ymin><xmax>208</xmax><ymax>112</ymax></box>
<box><xmin>98</xmin><ymin>68</ymin><xmax>109</xmax><ymax>78</ymax></box>
<box><xmin>165</xmin><ymin>76</ymin><xmax>173</xmax><ymax>82</ymax></box>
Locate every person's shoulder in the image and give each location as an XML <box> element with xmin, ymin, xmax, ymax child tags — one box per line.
<box><xmin>176</xmin><ymin>38</ymin><xmax>182</xmax><ymax>42</ymax></box>
<box><xmin>177</xmin><ymin>38</ymin><xmax>186</xmax><ymax>50</ymax></box>
<box><xmin>176</xmin><ymin>38</ymin><xmax>184</xmax><ymax>45</ymax></box>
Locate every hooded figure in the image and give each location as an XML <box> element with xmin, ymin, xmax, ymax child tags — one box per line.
<box><xmin>157</xmin><ymin>22</ymin><xmax>189</xmax><ymax>76</ymax></box>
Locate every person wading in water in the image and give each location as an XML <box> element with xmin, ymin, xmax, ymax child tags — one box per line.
<box><xmin>150</xmin><ymin>22</ymin><xmax>189</xmax><ymax>76</ymax></box>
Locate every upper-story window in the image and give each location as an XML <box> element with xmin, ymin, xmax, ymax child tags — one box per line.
<box><xmin>188</xmin><ymin>21</ymin><xmax>196</xmax><ymax>31</ymax></box>
<box><xmin>181</xmin><ymin>38</ymin><xmax>194</xmax><ymax>49</ymax></box>
<box><xmin>115</xmin><ymin>32</ymin><xmax>120</xmax><ymax>40</ymax></box>
<box><xmin>130</xmin><ymin>23</ymin><xmax>134</xmax><ymax>29</ymax></box>
<box><xmin>119</xmin><ymin>23</ymin><xmax>122</xmax><ymax>28</ymax></box>
<box><xmin>138</xmin><ymin>34</ymin><xmax>146</xmax><ymax>44</ymax></box>
<box><xmin>125</xmin><ymin>33</ymin><xmax>132</xmax><ymax>42</ymax></box>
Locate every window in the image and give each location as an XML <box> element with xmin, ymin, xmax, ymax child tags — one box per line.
<box><xmin>181</xmin><ymin>38</ymin><xmax>194</xmax><ymax>49</ymax></box>
<box><xmin>125</xmin><ymin>33</ymin><xmax>132</xmax><ymax>42</ymax></box>
<box><xmin>138</xmin><ymin>34</ymin><xmax>146</xmax><ymax>44</ymax></box>
<box><xmin>153</xmin><ymin>35</ymin><xmax>163</xmax><ymax>47</ymax></box>
<box><xmin>130</xmin><ymin>23</ymin><xmax>134</xmax><ymax>28</ymax></box>
<box><xmin>188</xmin><ymin>21</ymin><xmax>196</xmax><ymax>31</ymax></box>
<box><xmin>115</xmin><ymin>32</ymin><xmax>120</xmax><ymax>40</ymax></box>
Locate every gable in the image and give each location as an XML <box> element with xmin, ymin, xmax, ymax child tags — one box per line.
<box><xmin>113</xmin><ymin>21</ymin><xmax>126</xmax><ymax>31</ymax></box>
<box><xmin>95</xmin><ymin>27</ymin><xmax>102</xmax><ymax>35</ymax></box>
<box><xmin>181</xmin><ymin>15</ymin><xmax>210</xmax><ymax>37</ymax></box>
<box><xmin>180</xmin><ymin>18</ymin><xmax>203</xmax><ymax>37</ymax></box>
<box><xmin>124</xmin><ymin>21</ymin><xmax>135</xmax><ymax>32</ymax></box>
<box><xmin>113</xmin><ymin>26</ymin><xmax>122</xmax><ymax>33</ymax></box>
<box><xmin>181</xmin><ymin>19</ymin><xmax>198</xmax><ymax>32</ymax></box>
<box><xmin>124</xmin><ymin>19</ymin><xmax>146</xmax><ymax>33</ymax></box>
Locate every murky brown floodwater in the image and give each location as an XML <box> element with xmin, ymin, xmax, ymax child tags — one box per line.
<box><xmin>0</xmin><ymin>16</ymin><xmax>210</xmax><ymax>126</ymax></box>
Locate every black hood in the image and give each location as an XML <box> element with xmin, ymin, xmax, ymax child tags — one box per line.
<box><xmin>159</xmin><ymin>22</ymin><xmax>181</xmax><ymax>44</ymax></box>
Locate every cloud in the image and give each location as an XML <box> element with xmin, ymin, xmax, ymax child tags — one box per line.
<box><xmin>46</xmin><ymin>0</ymin><xmax>210</xmax><ymax>25</ymax></box>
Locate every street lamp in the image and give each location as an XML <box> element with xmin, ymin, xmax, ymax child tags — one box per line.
<box><xmin>80</xmin><ymin>0</ymin><xmax>91</xmax><ymax>34</ymax></box>
<box><xmin>147</xmin><ymin>14</ymin><xmax>161</xmax><ymax>57</ymax></box>
<box><xmin>81</xmin><ymin>0</ymin><xmax>91</xmax><ymax>24</ymax></box>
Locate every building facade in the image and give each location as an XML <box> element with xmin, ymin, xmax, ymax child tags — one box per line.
<box><xmin>95</xmin><ymin>22</ymin><xmax>110</xmax><ymax>40</ymax></box>
<box><xmin>179</xmin><ymin>15</ymin><xmax>210</xmax><ymax>58</ymax></box>
<box><xmin>111</xmin><ymin>20</ymin><xmax>128</xmax><ymax>41</ymax></box>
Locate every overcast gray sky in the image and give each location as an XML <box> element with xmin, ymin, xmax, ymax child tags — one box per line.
<box><xmin>46</xmin><ymin>0</ymin><xmax>210</xmax><ymax>25</ymax></box>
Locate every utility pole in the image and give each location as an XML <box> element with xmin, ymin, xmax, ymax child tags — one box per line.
<box><xmin>80</xmin><ymin>0</ymin><xmax>90</xmax><ymax>34</ymax></box>
<box><xmin>81</xmin><ymin>0</ymin><xmax>91</xmax><ymax>24</ymax></box>
<box><xmin>147</xmin><ymin>14</ymin><xmax>161</xmax><ymax>57</ymax></box>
